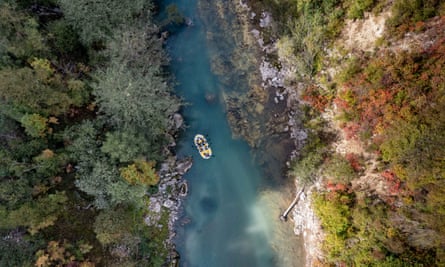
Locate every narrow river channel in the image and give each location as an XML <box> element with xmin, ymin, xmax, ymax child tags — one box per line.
<box><xmin>161</xmin><ymin>0</ymin><xmax>304</xmax><ymax>266</ymax></box>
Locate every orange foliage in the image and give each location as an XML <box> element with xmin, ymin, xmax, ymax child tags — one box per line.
<box><xmin>326</xmin><ymin>181</ymin><xmax>348</xmax><ymax>192</ymax></box>
<box><xmin>335</xmin><ymin>34</ymin><xmax>445</xmax><ymax>149</ymax></box>
<box><xmin>345</xmin><ymin>153</ymin><xmax>363</xmax><ymax>172</ymax></box>
<box><xmin>342</xmin><ymin>122</ymin><xmax>360</xmax><ymax>140</ymax></box>
<box><xmin>382</xmin><ymin>170</ymin><xmax>401</xmax><ymax>196</ymax></box>
<box><xmin>302</xmin><ymin>84</ymin><xmax>330</xmax><ymax>112</ymax></box>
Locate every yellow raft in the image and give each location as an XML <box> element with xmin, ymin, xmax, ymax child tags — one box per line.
<box><xmin>194</xmin><ymin>134</ymin><xmax>212</xmax><ymax>159</ymax></box>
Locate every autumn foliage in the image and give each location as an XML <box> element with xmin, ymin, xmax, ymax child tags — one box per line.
<box><xmin>327</xmin><ymin>17</ymin><xmax>445</xmax><ymax>265</ymax></box>
<box><xmin>300</xmin><ymin>12</ymin><xmax>445</xmax><ymax>266</ymax></box>
<box><xmin>302</xmin><ymin>84</ymin><xmax>331</xmax><ymax>112</ymax></box>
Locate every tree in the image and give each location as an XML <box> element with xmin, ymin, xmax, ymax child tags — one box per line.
<box><xmin>101</xmin><ymin>130</ymin><xmax>149</xmax><ymax>163</ymax></box>
<box><xmin>35</xmin><ymin>240</ymin><xmax>94</xmax><ymax>267</ymax></box>
<box><xmin>0</xmin><ymin>178</ymin><xmax>32</xmax><ymax>209</ymax></box>
<box><xmin>93</xmin><ymin>208</ymin><xmax>139</xmax><ymax>247</ymax></box>
<box><xmin>0</xmin><ymin>234</ymin><xmax>36</xmax><ymax>267</ymax></box>
<box><xmin>58</xmin><ymin>0</ymin><xmax>151</xmax><ymax>46</ymax></box>
<box><xmin>322</xmin><ymin>153</ymin><xmax>357</xmax><ymax>184</ymax></box>
<box><xmin>104</xmin><ymin>25</ymin><xmax>167</xmax><ymax>73</ymax></box>
<box><xmin>0</xmin><ymin>3</ymin><xmax>47</xmax><ymax>64</ymax></box>
<box><xmin>75</xmin><ymin>161</ymin><xmax>146</xmax><ymax>209</ymax></box>
<box><xmin>291</xmin><ymin>150</ymin><xmax>324</xmax><ymax>185</ymax></box>
<box><xmin>20</xmin><ymin>114</ymin><xmax>48</xmax><ymax>138</ymax></box>
<box><xmin>45</xmin><ymin>19</ymin><xmax>84</xmax><ymax>56</ymax></box>
<box><xmin>313</xmin><ymin>191</ymin><xmax>353</xmax><ymax>263</ymax></box>
<box><xmin>93</xmin><ymin>62</ymin><xmax>179</xmax><ymax>129</ymax></box>
<box><xmin>0</xmin><ymin>0</ymin><xmax>175</xmax><ymax>266</ymax></box>
<box><xmin>1</xmin><ymin>192</ymin><xmax>68</xmax><ymax>235</ymax></box>
<box><xmin>120</xmin><ymin>159</ymin><xmax>159</xmax><ymax>186</ymax></box>
<box><xmin>388</xmin><ymin>0</ymin><xmax>443</xmax><ymax>31</ymax></box>
<box><xmin>64</xmin><ymin>120</ymin><xmax>102</xmax><ymax>166</ymax></box>
<box><xmin>33</xmin><ymin>149</ymin><xmax>68</xmax><ymax>179</ymax></box>
<box><xmin>0</xmin><ymin>66</ymin><xmax>81</xmax><ymax>116</ymax></box>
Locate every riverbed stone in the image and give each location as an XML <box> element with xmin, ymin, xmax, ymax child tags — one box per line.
<box><xmin>163</xmin><ymin>199</ymin><xmax>175</xmax><ymax>209</ymax></box>
<box><xmin>175</xmin><ymin>158</ymin><xmax>193</xmax><ymax>175</ymax></box>
<box><xmin>173</xmin><ymin>113</ymin><xmax>184</xmax><ymax>129</ymax></box>
<box><xmin>144</xmin><ymin>153</ymin><xmax>192</xmax><ymax>265</ymax></box>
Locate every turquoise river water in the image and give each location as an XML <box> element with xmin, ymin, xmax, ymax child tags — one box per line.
<box><xmin>162</xmin><ymin>0</ymin><xmax>304</xmax><ymax>266</ymax></box>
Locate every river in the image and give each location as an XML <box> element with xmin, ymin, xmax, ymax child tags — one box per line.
<box><xmin>161</xmin><ymin>0</ymin><xmax>304</xmax><ymax>266</ymax></box>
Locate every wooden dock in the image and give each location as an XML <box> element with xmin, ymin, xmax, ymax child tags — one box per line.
<box><xmin>280</xmin><ymin>187</ymin><xmax>305</xmax><ymax>222</ymax></box>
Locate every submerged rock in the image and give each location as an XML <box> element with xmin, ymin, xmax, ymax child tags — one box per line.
<box><xmin>185</xmin><ymin>17</ymin><xmax>194</xmax><ymax>26</ymax></box>
<box><xmin>205</xmin><ymin>92</ymin><xmax>217</xmax><ymax>103</ymax></box>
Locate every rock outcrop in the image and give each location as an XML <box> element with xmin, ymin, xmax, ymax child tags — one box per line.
<box><xmin>145</xmin><ymin>113</ymin><xmax>193</xmax><ymax>264</ymax></box>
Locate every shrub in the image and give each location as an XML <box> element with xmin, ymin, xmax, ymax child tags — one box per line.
<box><xmin>322</xmin><ymin>153</ymin><xmax>358</xmax><ymax>184</ymax></box>
<box><xmin>347</xmin><ymin>0</ymin><xmax>376</xmax><ymax>19</ymax></box>
<box><xmin>291</xmin><ymin>150</ymin><xmax>324</xmax><ymax>185</ymax></box>
<box><xmin>387</xmin><ymin>0</ymin><xmax>443</xmax><ymax>33</ymax></box>
<box><xmin>313</xmin><ymin>191</ymin><xmax>353</xmax><ymax>262</ymax></box>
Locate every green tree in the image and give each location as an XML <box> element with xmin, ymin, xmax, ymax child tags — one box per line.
<box><xmin>313</xmin><ymin>191</ymin><xmax>353</xmax><ymax>263</ymax></box>
<box><xmin>0</xmin><ymin>235</ymin><xmax>36</xmax><ymax>267</ymax></box>
<box><xmin>0</xmin><ymin>67</ymin><xmax>79</xmax><ymax>115</ymax></box>
<box><xmin>0</xmin><ymin>192</ymin><xmax>68</xmax><ymax>235</ymax></box>
<box><xmin>92</xmin><ymin>62</ymin><xmax>180</xmax><ymax>135</ymax></box>
<box><xmin>104</xmin><ymin>25</ymin><xmax>167</xmax><ymax>73</ymax></box>
<box><xmin>33</xmin><ymin>149</ymin><xmax>68</xmax><ymax>178</ymax></box>
<box><xmin>64</xmin><ymin>120</ymin><xmax>102</xmax><ymax>165</ymax></box>
<box><xmin>0</xmin><ymin>3</ymin><xmax>47</xmax><ymax>64</ymax></box>
<box><xmin>101</xmin><ymin>130</ymin><xmax>148</xmax><ymax>163</ymax></box>
<box><xmin>291</xmin><ymin>151</ymin><xmax>324</xmax><ymax>185</ymax></box>
<box><xmin>346</xmin><ymin>0</ymin><xmax>376</xmax><ymax>19</ymax></box>
<box><xmin>58</xmin><ymin>0</ymin><xmax>151</xmax><ymax>46</ymax></box>
<box><xmin>322</xmin><ymin>153</ymin><xmax>357</xmax><ymax>184</ymax></box>
<box><xmin>45</xmin><ymin>19</ymin><xmax>84</xmax><ymax>56</ymax></box>
<box><xmin>120</xmin><ymin>159</ymin><xmax>159</xmax><ymax>186</ymax></box>
<box><xmin>93</xmin><ymin>208</ymin><xmax>139</xmax><ymax>247</ymax></box>
<box><xmin>75</xmin><ymin>161</ymin><xmax>146</xmax><ymax>209</ymax></box>
<box><xmin>20</xmin><ymin>114</ymin><xmax>48</xmax><ymax>138</ymax></box>
<box><xmin>0</xmin><ymin>178</ymin><xmax>32</xmax><ymax>209</ymax></box>
<box><xmin>388</xmin><ymin>0</ymin><xmax>443</xmax><ymax>30</ymax></box>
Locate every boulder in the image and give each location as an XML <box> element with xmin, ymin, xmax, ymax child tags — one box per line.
<box><xmin>173</xmin><ymin>113</ymin><xmax>184</xmax><ymax>129</ymax></box>
<box><xmin>163</xmin><ymin>199</ymin><xmax>175</xmax><ymax>209</ymax></box>
<box><xmin>175</xmin><ymin>158</ymin><xmax>193</xmax><ymax>175</ymax></box>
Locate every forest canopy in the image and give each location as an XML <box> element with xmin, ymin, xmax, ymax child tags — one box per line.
<box><xmin>0</xmin><ymin>0</ymin><xmax>181</xmax><ymax>266</ymax></box>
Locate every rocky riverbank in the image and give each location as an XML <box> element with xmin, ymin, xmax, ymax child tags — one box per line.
<box><xmin>220</xmin><ymin>0</ymin><xmax>325</xmax><ymax>265</ymax></box>
<box><xmin>142</xmin><ymin>113</ymin><xmax>193</xmax><ymax>266</ymax></box>
<box><xmin>152</xmin><ymin>155</ymin><xmax>192</xmax><ymax>266</ymax></box>
<box><xmin>164</xmin><ymin>0</ymin><xmax>324</xmax><ymax>265</ymax></box>
<box><xmin>198</xmin><ymin>0</ymin><xmax>307</xmax><ymax>183</ymax></box>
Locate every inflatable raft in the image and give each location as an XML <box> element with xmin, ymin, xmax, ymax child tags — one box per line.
<box><xmin>194</xmin><ymin>134</ymin><xmax>212</xmax><ymax>159</ymax></box>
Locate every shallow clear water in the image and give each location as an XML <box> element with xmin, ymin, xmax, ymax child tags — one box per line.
<box><xmin>163</xmin><ymin>0</ymin><xmax>301</xmax><ymax>266</ymax></box>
